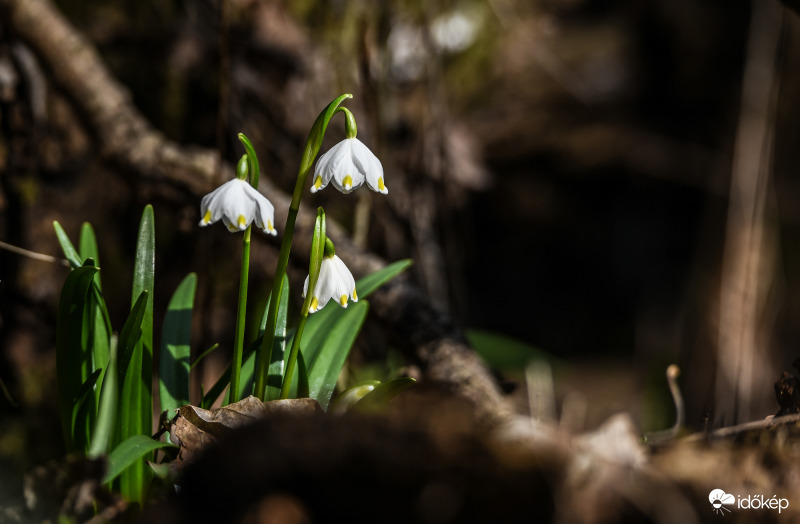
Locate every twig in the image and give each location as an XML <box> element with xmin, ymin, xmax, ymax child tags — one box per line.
<box><xmin>667</xmin><ymin>364</ymin><xmax>685</xmax><ymax>436</ymax></box>
<box><xmin>688</xmin><ymin>412</ymin><xmax>800</xmax><ymax>441</ymax></box>
<box><xmin>0</xmin><ymin>239</ymin><xmax>70</xmax><ymax>266</ymax></box>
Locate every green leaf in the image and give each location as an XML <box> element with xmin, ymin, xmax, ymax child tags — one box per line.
<box><xmin>88</xmin><ymin>285</ymin><xmax>111</xmax><ymax>418</ymax></box>
<box><xmin>264</xmin><ymin>274</ymin><xmax>289</xmax><ymax>401</ymax></box>
<box><xmin>355</xmin><ymin>259</ymin><xmax>413</xmax><ymax>299</ymax></box>
<box><xmin>159</xmin><ymin>273</ymin><xmax>197</xmax><ymax>414</ymax></box>
<box><xmin>117</xmin><ymin>288</ymin><xmax>150</xmax><ymax>503</ymax></box>
<box><xmin>56</xmin><ymin>264</ymin><xmax>99</xmax><ymax>451</ymax></box>
<box><xmin>329</xmin><ymin>381</ymin><xmax>380</xmax><ymax>414</ymax></box>
<box><xmin>465</xmin><ymin>330</ymin><xmax>555</xmax><ymax>371</ymax></box>
<box><xmin>103</xmin><ymin>435</ymin><xmax>175</xmax><ymax>485</ymax></box>
<box><xmin>190</xmin><ymin>343</ymin><xmax>219</xmax><ymax>371</ymax></box>
<box><xmin>53</xmin><ymin>221</ymin><xmax>82</xmax><ymax>268</ymax></box>
<box><xmin>53</xmin><ymin>222</ymin><xmax>112</xmax><ymax>395</ymax></box>
<box><xmin>306</xmin><ymin>301</ymin><xmax>369</xmax><ymax>411</ymax></box>
<box><xmin>200</xmin><ymin>367</ymin><xmax>229</xmax><ymax>410</ymax></box>
<box><xmin>147</xmin><ymin>461</ymin><xmax>173</xmax><ymax>481</ymax></box>
<box><xmin>297</xmin><ymin>350</ymin><xmax>309</xmax><ymax>399</ymax></box>
<box><xmin>71</xmin><ymin>368</ymin><xmax>102</xmax><ymax>450</ymax></box>
<box><xmin>352</xmin><ymin>377</ymin><xmax>416</xmax><ymax>412</ymax></box>
<box><xmin>88</xmin><ymin>338</ymin><xmax>118</xmax><ymax>458</ymax></box>
<box><xmin>79</xmin><ymin>222</ymin><xmax>101</xmax><ymax>290</ymax></box>
<box><xmin>132</xmin><ymin>205</ymin><xmax>155</xmax><ymax>421</ymax></box>
<box><xmin>121</xmin><ymin>204</ymin><xmax>155</xmax><ymax>502</ymax></box>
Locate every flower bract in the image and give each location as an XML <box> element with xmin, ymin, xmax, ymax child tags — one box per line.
<box><xmin>199</xmin><ymin>179</ymin><xmax>277</xmax><ymax>235</ymax></box>
<box><xmin>303</xmin><ymin>254</ymin><xmax>358</xmax><ymax>313</ymax></box>
<box><xmin>311</xmin><ymin>138</ymin><xmax>387</xmax><ymax>195</ymax></box>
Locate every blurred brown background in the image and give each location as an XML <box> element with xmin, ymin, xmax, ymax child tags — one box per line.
<box><xmin>2</xmin><ymin>0</ymin><xmax>800</xmax><ymax>482</ymax></box>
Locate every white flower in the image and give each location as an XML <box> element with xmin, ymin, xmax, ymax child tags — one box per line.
<box><xmin>302</xmin><ymin>255</ymin><xmax>358</xmax><ymax>313</ymax></box>
<box><xmin>199</xmin><ymin>179</ymin><xmax>277</xmax><ymax>235</ymax></box>
<box><xmin>311</xmin><ymin>138</ymin><xmax>387</xmax><ymax>195</ymax></box>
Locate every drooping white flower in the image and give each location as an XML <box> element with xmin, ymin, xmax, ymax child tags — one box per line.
<box><xmin>199</xmin><ymin>178</ymin><xmax>277</xmax><ymax>235</ymax></box>
<box><xmin>311</xmin><ymin>138</ymin><xmax>387</xmax><ymax>195</ymax></box>
<box><xmin>302</xmin><ymin>254</ymin><xmax>358</xmax><ymax>313</ymax></box>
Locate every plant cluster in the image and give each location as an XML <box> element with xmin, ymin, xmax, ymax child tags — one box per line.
<box><xmin>53</xmin><ymin>94</ymin><xmax>412</xmax><ymax>507</ymax></box>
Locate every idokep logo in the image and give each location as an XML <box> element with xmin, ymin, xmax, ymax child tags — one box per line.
<box><xmin>708</xmin><ymin>488</ymin><xmax>789</xmax><ymax>516</ymax></box>
<box><xmin>709</xmin><ymin>489</ymin><xmax>735</xmax><ymax>515</ymax></box>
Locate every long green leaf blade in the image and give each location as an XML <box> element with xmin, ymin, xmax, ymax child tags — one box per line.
<box><xmin>79</xmin><ymin>222</ymin><xmax>101</xmax><ymax>290</ymax></box>
<box><xmin>122</xmin><ymin>206</ymin><xmax>155</xmax><ymax>507</ymax></box>
<box><xmin>71</xmin><ymin>367</ymin><xmax>102</xmax><ymax>451</ymax></box>
<box><xmin>190</xmin><ymin>343</ymin><xmax>219</xmax><ymax>371</ymax></box>
<box><xmin>264</xmin><ymin>275</ymin><xmax>289</xmax><ymax>401</ymax></box>
<box><xmin>159</xmin><ymin>273</ymin><xmax>197</xmax><ymax>415</ymax></box>
<box><xmin>88</xmin><ymin>284</ymin><xmax>111</xmax><ymax>419</ymax></box>
<box><xmin>132</xmin><ymin>205</ymin><xmax>155</xmax><ymax>426</ymax></box>
<box><xmin>116</xmin><ymin>290</ymin><xmax>149</xmax><ymax>503</ymax></box>
<box><xmin>352</xmin><ymin>377</ymin><xmax>416</xmax><ymax>412</ymax></box>
<box><xmin>104</xmin><ymin>435</ymin><xmax>175</xmax><ymax>485</ymax></box>
<box><xmin>55</xmin><ymin>264</ymin><xmax>99</xmax><ymax>451</ymax></box>
<box><xmin>297</xmin><ymin>350</ymin><xmax>309</xmax><ymax>398</ymax></box>
<box><xmin>307</xmin><ymin>300</ymin><xmax>369</xmax><ymax>411</ymax></box>
<box><xmin>53</xmin><ymin>221</ymin><xmax>82</xmax><ymax>268</ymax></box>
<box><xmin>89</xmin><ymin>337</ymin><xmax>119</xmax><ymax>458</ymax></box>
<box><xmin>118</xmin><ymin>292</ymin><xmax>149</xmax><ymax>381</ymax></box>
<box><xmin>355</xmin><ymin>259</ymin><xmax>413</xmax><ymax>298</ymax></box>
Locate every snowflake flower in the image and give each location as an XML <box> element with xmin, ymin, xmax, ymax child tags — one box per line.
<box><xmin>311</xmin><ymin>138</ymin><xmax>387</xmax><ymax>195</ymax></box>
<box><xmin>302</xmin><ymin>254</ymin><xmax>358</xmax><ymax>313</ymax></box>
<box><xmin>199</xmin><ymin>179</ymin><xmax>277</xmax><ymax>235</ymax></box>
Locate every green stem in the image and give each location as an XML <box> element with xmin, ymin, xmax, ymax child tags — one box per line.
<box><xmin>280</xmin><ymin>209</ymin><xmax>325</xmax><ymax>399</ymax></box>
<box><xmin>254</xmin><ymin>208</ymin><xmax>297</xmax><ymax>400</ymax></box>
<box><xmin>229</xmin><ymin>225</ymin><xmax>251</xmax><ymax>404</ymax></box>
<box><xmin>280</xmin><ymin>302</ymin><xmax>311</xmax><ymax>399</ymax></box>
<box><xmin>254</xmin><ymin>94</ymin><xmax>352</xmax><ymax>400</ymax></box>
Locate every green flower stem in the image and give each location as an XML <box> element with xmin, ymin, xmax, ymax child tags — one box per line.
<box><xmin>229</xmin><ymin>224</ymin><xmax>251</xmax><ymax>404</ymax></box>
<box><xmin>238</xmin><ymin>134</ymin><xmax>260</xmax><ymax>188</ymax></box>
<box><xmin>254</xmin><ymin>208</ymin><xmax>297</xmax><ymax>400</ymax></box>
<box><xmin>229</xmin><ymin>134</ymin><xmax>260</xmax><ymax>405</ymax></box>
<box><xmin>280</xmin><ymin>209</ymin><xmax>325</xmax><ymax>399</ymax></box>
<box><xmin>338</xmin><ymin>107</ymin><xmax>357</xmax><ymax>139</ymax></box>
<box><xmin>254</xmin><ymin>94</ymin><xmax>353</xmax><ymax>400</ymax></box>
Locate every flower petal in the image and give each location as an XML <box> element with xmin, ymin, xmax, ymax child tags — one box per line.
<box><xmin>303</xmin><ymin>254</ymin><xmax>358</xmax><ymax>313</ymax></box>
<box><xmin>198</xmin><ymin>178</ymin><xmax>278</xmax><ymax>235</ymax></box>
<box><xmin>352</xmin><ymin>138</ymin><xmax>386</xmax><ymax>194</ymax></box>
<box><xmin>311</xmin><ymin>138</ymin><xmax>382</xmax><ymax>195</ymax></box>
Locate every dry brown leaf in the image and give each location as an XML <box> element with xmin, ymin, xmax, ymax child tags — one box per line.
<box><xmin>168</xmin><ymin>396</ymin><xmax>323</xmax><ymax>472</ymax></box>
